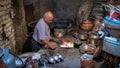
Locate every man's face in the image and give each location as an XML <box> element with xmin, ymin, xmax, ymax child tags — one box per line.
<box><xmin>48</xmin><ymin>17</ymin><xmax>53</xmax><ymax>23</ymax></box>
<box><xmin>45</xmin><ymin>15</ymin><xmax>54</xmax><ymax>24</ymax></box>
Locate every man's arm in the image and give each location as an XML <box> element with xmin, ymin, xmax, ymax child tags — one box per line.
<box><xmin>41</xmin><ymin>40</ymin><xmax>56</xmax><ymax>49</ymax></box>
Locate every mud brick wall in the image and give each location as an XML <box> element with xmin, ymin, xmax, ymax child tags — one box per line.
<box><xmin>0</xmin><ymin>0</ymin><xmax>16</xmax><ymax>53</ymax></box>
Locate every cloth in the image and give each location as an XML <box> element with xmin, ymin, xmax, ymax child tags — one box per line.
<box><xmin>110</xmin><ymin>11</ymin><xmax>120</xmax><ymax>20</ymax></box>
<box><xmin>32</xmin><ymin>18</ymin><xmax>50</xmax><ymax>45</ymax></box>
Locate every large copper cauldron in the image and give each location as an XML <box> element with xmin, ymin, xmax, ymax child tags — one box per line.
<box><xmin>80</xmin><ymin>20</ymin><xmax>94</xmax><ymax>31</ymax></box>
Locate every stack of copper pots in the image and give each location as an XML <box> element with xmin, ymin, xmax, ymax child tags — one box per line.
<box><xmin>80</xmin><ymin>20</ymin><xmax>94</xmax><ymax>31</ymax></box>
<box><xmin>87</xmin><ymin>33</ymin><xmax>102</xmax><ymax>58</ymax></box>
<box><xmin>79</xmin><ymin>44</ymin><xmax>96</xmax><ymax>68</ymax></box>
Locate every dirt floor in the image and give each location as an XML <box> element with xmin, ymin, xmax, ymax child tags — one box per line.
<box><xmin>48</xmin><ymin>47</ymin><xmax>104</xmax><ymax>68</ymax></box>
<box><xmin>44</xmin><ymin>35</ymin><xmax>104</xmax><ymax>68</ymax></box>
<box><xmin>49</xmin><ymin>48</ymin><xmax>80</xmax><ymax>68</ymax></box>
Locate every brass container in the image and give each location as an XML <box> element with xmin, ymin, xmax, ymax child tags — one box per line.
<box><xmin>80</xmin><ymin>20</ymin><xmax>94</xmax><ymax>31</ymax></box>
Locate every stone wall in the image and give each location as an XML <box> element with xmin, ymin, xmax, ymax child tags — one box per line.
<box><xmin>0</xmin><ymin>0</ymin><xmax>16</xmax><ymax>53</ymax></box>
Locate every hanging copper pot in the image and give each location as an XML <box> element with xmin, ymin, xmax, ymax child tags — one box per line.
<box><xmin>80</xmin><ymin>20</ymin><xmax>94</xmax><ymax>31</ymax></box>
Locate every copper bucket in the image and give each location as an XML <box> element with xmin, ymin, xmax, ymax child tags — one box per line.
<box><xmin>80</xmin><ymin>20</ymin><xmax>94</xmax><ymax>31</ymax></box>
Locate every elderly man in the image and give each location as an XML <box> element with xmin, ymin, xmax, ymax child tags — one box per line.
<box><xmin>31</xmin><ymin>11</ymin><xmax>56</xmax><ymax>52</ymax></box>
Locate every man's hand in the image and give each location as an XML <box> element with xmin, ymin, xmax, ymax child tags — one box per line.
<box><xmin>49</xmin><ymin>45</ymin><xmax>56</xmax><ymax>50</ymax></box>
<box><xmin>41</xmin><ymin>40</ymin><xmax>56</xmax><ymax>50</ymax></box>
<box><xmin>49</xmin><ymin>36</ymin><xmax>54</xmax><ymax>41</ymax></box>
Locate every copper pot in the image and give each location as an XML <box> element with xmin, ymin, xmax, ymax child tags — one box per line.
<box><xmin>87</xmin><ymin>33</ymin><xmax>100</xmax><ymax>46</ymax></box>
<box><xmin>93</xmin><ymin>46</ymin><xmax>100</xmax><ymax>58</ymax></box>
<box><xmin>54</xmin><ymin>31</ymin><xmax>63</xmax><ymax>38</ymax></box>
<box><xmin>81</xmin><ymin>60</ymin><xmax>95</xmax><ymax>68</ymax></box>
<box><xmin>80</xmin><ymin>20</ymin><xmax>94</xmax><ymax>31</ymax></box>
<box><xmin>79</xmin><ymin>44</ymin><xmax>96</xmax><ymax>54</ymax></box>
<box><xmin>79</xmin><ymin>34</ymin><xmax>88</xmax><ymax>41</ymax></box>
<box><xmin>60</xmin><ymin>38</ymin><xmax>74</xmax><ymax>47</ymax></box>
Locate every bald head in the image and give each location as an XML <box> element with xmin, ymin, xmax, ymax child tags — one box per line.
<box><xmin>43</xmin><ymin>11</ymin><xmax>54</xmax><ymax>23</ymax></box>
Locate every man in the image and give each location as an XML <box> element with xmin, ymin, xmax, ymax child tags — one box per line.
<box><xmin>31</xmin><ymin>11</ymin><xmax>56</xmax><ymax>52</ymax></box>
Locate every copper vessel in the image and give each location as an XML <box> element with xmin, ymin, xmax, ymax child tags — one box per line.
<box><xmin>79</xmin><ymin>44</ymin><xmax>96</xmax><ymax>54</ymax></box>
<box><xmin>87</xmin><ymin>33</ymin><xmax>99</xmax><ymax>45</ymax></box>
<box><xmin>80</xmin><ymin>20</ymin><xmax>94</xmax><ymax>31</ymax></box>
<box><xmin>60</xmin><ymin>38</ymin><xmax>74</xmax><ymax>48</ymax></box>
<box><xmin>79</xmin><ymin>34</ymin><xmax>88</xmax><ymax>41</ymax></box>
<box><xmin>81</xmin><ymin>60</ymin><xmax>95</xmax><ymax>68</ymax></box>
<box><xmin>87</xmin><ymin>33</ymin><xmax>101</xmax><ymax>58</ymax></box>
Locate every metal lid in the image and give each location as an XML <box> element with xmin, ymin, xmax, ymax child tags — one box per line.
<box><xmin>90</xmin><ymin>34</ymin><xmax>99</xmax><ymax>39</ymax></box>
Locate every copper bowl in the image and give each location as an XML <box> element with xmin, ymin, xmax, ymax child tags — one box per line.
<box><xmin>60</xmin><ymin>38</ymin><xmax>74</xmax><ymax>48</ymax></box>
<box><xmin>79</xmin><ymin>44</ymin><xmax>96</xmax><ymax>54</ymax></box>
